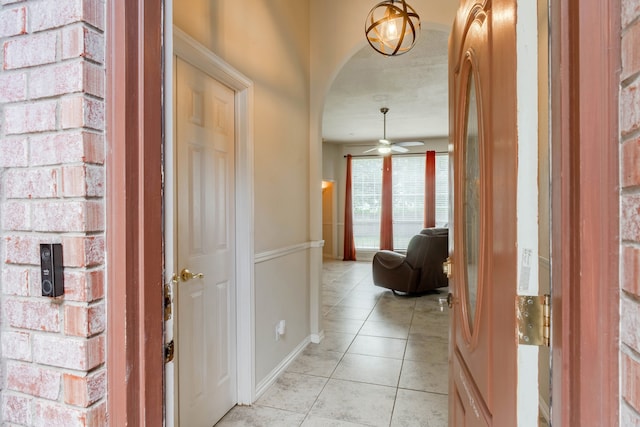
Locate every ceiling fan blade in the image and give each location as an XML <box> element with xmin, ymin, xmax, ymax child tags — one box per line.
<box><xmin>391</xmin><ymin>145</ymin><xmax>409</xmax><ymax>153</ymax></box>
<box><xmin>395</xmin><ymin>141</ymin><xmax>424</xmax><ymax>147</ymax></box>
<box><xmin>363</xmin><ymin>147</ymin><xmax>379</xmax><ymax>153</ymax></box>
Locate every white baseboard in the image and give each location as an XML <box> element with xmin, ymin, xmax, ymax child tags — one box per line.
<box><xmin>254</xmin><ymin>337</ymin><xmax>310</xmax><ymax>400</ymax></box>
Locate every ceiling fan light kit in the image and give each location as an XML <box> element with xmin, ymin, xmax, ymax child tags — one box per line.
<box><xmin>365</xmin><ymin>0</ymin><xmax>421</xmax><ymax>57</ymax></box>
<box><xmin>364</xmin><ymin>107</ymin><xmax>424</xmax><ymax>155</ymax></box>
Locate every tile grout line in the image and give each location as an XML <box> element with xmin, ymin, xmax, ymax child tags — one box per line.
<box><xmin>219</xmin><ymin>261</ymin><xmax>449</xmax><ymax>426</ymax></box>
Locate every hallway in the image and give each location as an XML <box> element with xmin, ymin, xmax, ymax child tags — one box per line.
<box><xmin>217</xmin><ymin>260</ymin><xmax>449</xmax><ymax>426</ymax></box>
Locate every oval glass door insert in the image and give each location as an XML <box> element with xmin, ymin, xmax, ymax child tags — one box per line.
<box><xmin>463</xmin><ymin>72</ymin><xmax>480</xmax><ymax>335</ymax></box>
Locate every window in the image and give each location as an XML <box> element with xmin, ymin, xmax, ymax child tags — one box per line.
<box><xmin>351</xmin><ymin>154</ymin><xmax>449</xmax><ymax>251</ymax></box>
<box><xmin>435</xmin><ymin>154</ymin><xmax>449</xmax><ymax>226</ymax></box>
<box><xmin>392</xmin><ymin>156</ymin><xmax>425</xmax><ymax>249</ymax></box>
<box><xmin>352</xmin><ymin>158</ymin><xmax>382</xmax><ymax>249</ymax></box>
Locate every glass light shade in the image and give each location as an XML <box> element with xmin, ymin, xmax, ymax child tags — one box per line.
<box><xmin>378</xmin><ymin>146</ymin><xmax>392</xmax><ymax>154</ymax></box>
<box><xmin>365</xmin><ymin>0</ymin><xmax>420</xmax><ymax>56</ymax></box>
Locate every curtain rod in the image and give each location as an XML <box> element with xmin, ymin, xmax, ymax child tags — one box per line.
<box><xmin>343</xmin><ymin>151</ymin><xmax>448</xmax><ymax>158</ymax></box>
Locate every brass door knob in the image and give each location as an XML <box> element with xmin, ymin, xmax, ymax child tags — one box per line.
<box><xmin>180</xmin><ymin>268</ymin><xmax>204</xmax><ymax>282</ymax></box>
<box><xmin>438</xmin><ymin>292</ymin><xmax>454</xmax><ymax>310</ymax></box>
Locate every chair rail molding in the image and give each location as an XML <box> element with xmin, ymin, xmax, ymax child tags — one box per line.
<box><xmin>255</xmin><ymin>240</ymin><xmax>325</xmax><ymax>264</ymax></box>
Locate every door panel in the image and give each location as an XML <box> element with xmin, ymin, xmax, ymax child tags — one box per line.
<box><xmin>215</xmin><ymin>281</ymin><xmax>230</xmax><ymax>385</ymax></box>
<box><xmin>453</xmin><ymin>353</ymin><xmax>490</xmax><ymax>427</ymax></box>
<box><xmin>449</xmin><ymin>1</ymin><xmax>518</xmax><ymax>425</ymax></box>
<box><xmin>176</xmin><ymin>57</ymin><xmax>237</xmax><ymax>427</ymax></box>
<box><xmin>454</xmin><ymin>390</ymin><xmax>466</xmax><ymax>427</ymax></box>
<box><xmin>185</xmin><ymin>287</ymin><xmax>205</xmax><ymax>397</ymax></box>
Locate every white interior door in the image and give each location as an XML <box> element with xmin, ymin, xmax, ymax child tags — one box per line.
<box><xmin>176</xmin><ymin>56</ymin><xmax>237</xmax><ymax>427</ymax></box>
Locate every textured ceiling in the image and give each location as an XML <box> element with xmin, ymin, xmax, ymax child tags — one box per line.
<box><xmin>322</xmin><ymin>28</ymin><xmax>450</xmax><ymax>144</ymax></box>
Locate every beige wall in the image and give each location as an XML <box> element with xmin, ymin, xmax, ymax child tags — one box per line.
<box><xmin>254</xmin><ymin>252</ymin><xmax>310</xmax><ymax>382</ymax></box>
<box><xmin>322</xmin><ymin>142</ymin><xmax>341</xmax><ymax>182</ymax></box>
<box><xmin>174</xmin><ymin>0</ymin><xmax>312</xmax><ymax>387</ymax></box>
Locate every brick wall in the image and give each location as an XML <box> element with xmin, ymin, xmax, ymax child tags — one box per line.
<box><xmin>621</xmin><ymin>0</ymin><xmax>640</xmax><ymax>425</ymax></box>
<box><xmin>0</xmin><ymin>0</ymin><xmax>106</xmax><ymax>425</ymax></box>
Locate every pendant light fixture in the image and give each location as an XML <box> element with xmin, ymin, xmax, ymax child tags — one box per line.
<box><xmin>365</xmin><ymin>0</ymin><xmax>421</xmax><ymax>56</ymax></box>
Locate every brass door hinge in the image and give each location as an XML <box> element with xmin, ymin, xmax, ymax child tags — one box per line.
<box><xmin>442</xmin><ymin>257</ymin><xmax>453</xmax><ymax>278</ymax></box>
<box><xmin>516</xmin><ymin>294</ymin><xmax>550</xmax><ymax>346</ymax></box>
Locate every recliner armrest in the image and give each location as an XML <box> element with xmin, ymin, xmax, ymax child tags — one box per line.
<box><xmin>373</xmin><ymin>250</ymin><xmax>407</xmax><ymax>269</ymax></box>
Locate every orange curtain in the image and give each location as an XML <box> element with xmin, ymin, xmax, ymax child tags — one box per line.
<box><xmin>380</xmin><ymin>155</ymin><xmax>394</xmax><ymax>250</ymax></box>
<box><xmin>343</xmin><ymin>155</ymin><xmax>357</xmax><ymax>261</ymax></box>
<box><xmin>424</xmin><ymin>150</ymin><xmax>436</xmax><ymax>228</ymax></box>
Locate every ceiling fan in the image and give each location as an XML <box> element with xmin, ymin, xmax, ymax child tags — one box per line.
<box><xmin>364</xmin><ymin>107</ymin><xmax>424</xmax><ymax>154</ymax></box>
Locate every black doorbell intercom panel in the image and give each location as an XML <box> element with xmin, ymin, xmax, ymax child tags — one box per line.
<box><xmin>40</xmin><ymin>243</ymin><xmax>63</xmax><ymax>297</ymax></box>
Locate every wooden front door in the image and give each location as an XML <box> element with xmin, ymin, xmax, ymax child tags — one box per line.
<box><xmin>448</xmin><ymin>1</ymin><xmax>518</xmax><ymax>425</ymax></box>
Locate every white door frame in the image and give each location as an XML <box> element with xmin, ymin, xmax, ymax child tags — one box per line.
<box><xmin>164</xmin><ymin>25</ymin><xmax>256</xmax><ymax>426</ymax></box>
<box><xmin>516</xmin><ymin>1</ymin><xmax>542</xmax><ymax>425</ymax></box>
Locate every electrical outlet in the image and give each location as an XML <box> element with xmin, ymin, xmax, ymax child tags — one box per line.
<box><xmin>275</xmin><ymin>320</ymin><xmax>286</xmax><ymax>341</ymax></box>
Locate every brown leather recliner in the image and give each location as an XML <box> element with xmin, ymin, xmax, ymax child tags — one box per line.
<box><xmin>372</xmin><ymin>228</ymin><xmax>449</xmax><ymax>294</ymax></box>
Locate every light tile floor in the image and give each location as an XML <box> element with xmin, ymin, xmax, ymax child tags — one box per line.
<box><xmin>217</xmin><ymin>260</ymin><xmax>449</xmax><ymax>427</ymax></box>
